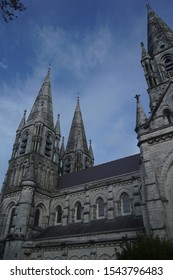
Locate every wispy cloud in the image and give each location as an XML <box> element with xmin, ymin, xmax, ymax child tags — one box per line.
<box><xmin>31</xmin><ymin>24</ymin><xmax>115</xmax><ymax>80</ymax></box>
<box><xmin>0</xmin><ymin>61</ymin><xmax>7</xmax><ymax>69</ymax></box>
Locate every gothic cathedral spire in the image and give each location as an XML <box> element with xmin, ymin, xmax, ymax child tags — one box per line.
<box><xmin>62</xmin><ymin>97</ymin><xmax>94</xmax><ymax>174</ymax></box>
<box><xmin>141</xmin><ymin>4</ymin><xmax>173</xmax><ymax>111</ymax></box>
<box><xmin>147</xmin><ymin>3</ymin><xmax>173</xmax><ymax>57</ymax></box>
<box><xmin>27</xmin><ymin>67</ymin><xmax>54</xmax><ymax>129</ymax></box>
<box><xmin>3</xmin><ymin>68</ymin><xmax>59</xmax><ymax>195</ymax></box>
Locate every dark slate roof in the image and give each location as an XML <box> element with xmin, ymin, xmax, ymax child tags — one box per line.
<box><xmin>58</xmin><ymin>154</ymin><xmax>140</xmax><ymax>189</ymax></box>
<box><xmin>33</xmin><ymin>215</ymin><xmax>143</xmax><ymax>240</ymax></box>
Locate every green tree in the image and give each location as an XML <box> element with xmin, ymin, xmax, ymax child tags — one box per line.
<box><xmin>116</xmin><ymin>235</ymin><xmax>173</xmax><ymax>259</ymax></box>
<box><xmin>0</xmin><ymin>0</ymin><xmax>26</xmax><ymax>22</ymax></box>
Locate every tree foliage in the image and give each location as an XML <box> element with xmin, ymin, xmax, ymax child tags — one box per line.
<box><xmin>116</xmin><ymin>234</ymin><xmax>173</xmax><ymax>259</ymax></box>
<box><xmin>0</xmin><ymin>0</ymin><xmax>26</xmax><ymax>22</ymax></box>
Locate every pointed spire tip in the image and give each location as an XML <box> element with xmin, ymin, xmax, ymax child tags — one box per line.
<box><xmin>146</xmin><ymin>2</ymin><xmax>151</xmax><ymax>10</ymax></box>
<box><xmin>77</xmin><ymin>93</ymin><xmax>80</xmax><ymax>104</ymax></box>
<box><xmin>135</xmin><ymin>94</ymin><xmax>140</xmax><ymax>102</ymax></box>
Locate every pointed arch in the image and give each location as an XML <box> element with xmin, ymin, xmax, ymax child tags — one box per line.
<box><xmin>121</xmin><ymin>192</ymin><xmax>131</xmax><ymax>215</ymax></box>
<box><xmin>157</xmin><ymin>148</ymin><xmax>173</xmax><ymax>198</ymax></box>
<box><xmin>85</xmin><ymin>157</ymin><xmax>90</xmax><ymax>168</ymax></box>
<box><xmin>97</xmin><ymin>197</ymin><xmax>105</xmax><ymax>218</ymax></box>
<box><xmin>44</xmin><ymin>133</ymin><xmax>53</xmax><ymax>157</ymax></box>
<box><xmin>56</xmin><ymin>205</ymin><xmax>62</xmax><ymax>224</ymax></box>
<box><xmin>8</xmin><ymin>207</ymin><xmax>16</xmax><ymax>233</ymax></box>
<box><xmin>162</xmin><ymin>54</ymin><xmax>173</xmax><ymax>78</ymax></box>
<box><xmin>163</xmin><ymin>108</ymin><xmax>172</xmax><ymax>124</ymax></box>
<box><xmin>3</xmin><ymin>202</ymin><xmax>17</xmax><ymax>236</ymax></box>
<box><xmin>34</xmin><ymin>209</ymin><xmax>40</xmax><ymax>226</ymax></box>
<box><xmin>19</xmin><ymin>130</ymin><xmax>29</xmax><ymax>154</ymax></box>
<box><xmin>34</xmin><ymin>203</ymin><xmax>48</xmax><ymax>228</ymax></box>
<box><xmin>64</xmin><ymin>156</ymin><xmax>72</xmax><ymax>173</ymax></box>
<box><xmin>75</xmin><ymin>201</ymin><xmax>83</xmax><ymax>221</ymax></box>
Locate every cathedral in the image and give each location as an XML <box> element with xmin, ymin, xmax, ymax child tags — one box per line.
<box><xmin>1</xmin><ymin>4</ymin><xmax>173</xmax><ymax>260</ymax></box>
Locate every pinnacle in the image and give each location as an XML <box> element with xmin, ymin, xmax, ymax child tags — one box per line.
<box><xmin>55</xmin><ymin>113</ymin><xmax>61</xmax><ymax>136</ymax></box>
<box><xmin>65</xmin><ymin>99</ymin><xmax>89</xmax><ymax>155</ymax></box>
<box><xmin>17</xmin><ymin>109</ymin><xmax>27</xmax><ymax>132</ymax></box>
<box><xmin>135</xmin><ymin>94</ymin><xmax>147</xmax><ymax>132</ymax></box>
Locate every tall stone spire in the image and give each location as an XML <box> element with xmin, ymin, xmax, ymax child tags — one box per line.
<box><xmin>26</xmin><ymin>67</ymin><xmax>54</xmax><ymax>129</ymax></box>
<box><xmin>65</xmin><ymin>97</ymin><xmax>89</xmax><ymax>155</ymax></box>
<box><xmin>147</xmin><ymin>3</ymin><xmax>173</xmax><ymax>56</ymax></box>
<box><xmin>62</xmin><ymin>97</ymin><xmax>94</xmax><ymax>174</ymax></box>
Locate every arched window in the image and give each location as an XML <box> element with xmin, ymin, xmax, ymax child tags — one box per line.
<box><xmin>20</xmin><ymin>131</ymin><xmax>29</xmax><ymax>154</ymax></box>
<box><xmin>163</xmin><ymin>108</ymin><xmax>172</xmax><ymax>124</ymax></box>
<box><xmin>34</xmin><ymin>209</ymin><xmax>40</xmax><ymax>226</ymax></box>
<box><xmin>8</xmin><ymin>208</ymin><xmax>15</xmax><ymax>232</ymax></box>
<box><xmin>64</xmin><ymin>157</ymin><xmax>71</xmax><ymax>173</ymax></box>
<box><xmin>85</xmin><ymin>157</ymin><xmax>90</xmax><ymax>169</ymax></box>
<box><xmin>75</xmin><ymin>151</ymin><xmax>83</xmax><ymax>171</ymax></box>
<box><xmin>56</xmin><ymin>205</ymin><xmax>62</xmax><ymax>224</ymax></box>
<box><xmin>97</xmin><ymin>197</ymin><xmax>105</xmax><ymax>218</ymax></box>
<box><xmin>44</xmin><ymin>134</ymin><xmax>52</xmax><ymax>157</ymax></box>
<box><xmin>121</xmin><ymin>193</ymin><xmax>131</xmax><ymax>214</ymax></box>
<box><xmin>75</xmin><ymin>202</ymin><xmax>82</xmax><ymax>221</ymax></box>
<box><xmin>163</xmin><ymin>56</ymin><xmax>173</xmax><ymax>78</ymax></box>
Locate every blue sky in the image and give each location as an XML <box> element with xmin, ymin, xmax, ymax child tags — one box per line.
<box><xmin>0</xmin><ymin>0</ymin><xmax>173</xmax><ymax>188</ymax></box>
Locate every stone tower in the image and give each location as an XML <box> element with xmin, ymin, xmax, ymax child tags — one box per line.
<box><xmin>0</xmin><ymin>68</ymin><xmax>59</xmax><ymax>259</ymax></box>
<box><xmin>136</xmin><ymin>4</ymin><xmax>173</xmax><ymax>238</ymax></box>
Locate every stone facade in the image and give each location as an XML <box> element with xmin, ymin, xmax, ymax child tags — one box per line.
<box><xmin>0</xmin><ymin>4</ymin><xmax>173</xmax><ymax>260</ymax></box>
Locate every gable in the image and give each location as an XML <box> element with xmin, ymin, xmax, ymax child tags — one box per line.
<box><xmin>149</xmin><ymin>80</ymin><xmax>173</xmax><ymax>123</ymax></box>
